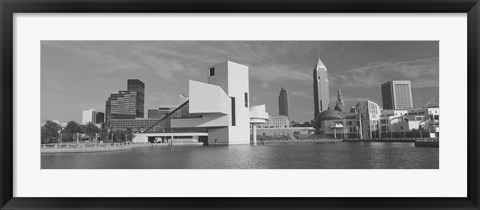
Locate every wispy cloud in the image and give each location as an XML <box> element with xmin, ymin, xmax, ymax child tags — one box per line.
<box><xmin>252</xmin><ymin>64</ymin><xmax>311</xmax><ymax>89</ymax></box>
<box><xmin>291</xmin><ymin>90</ymin><xmax>311</xmax><ymax>99</ymax></box>
<box><xmin>329</xmin><ymin>58</ymin><xmax>439</xmax><ymax>88</ymax></box>
<box><xmin>146</xmin><ymin>92</ymin><xmax>181</xmax><ymax>108</ymax></box>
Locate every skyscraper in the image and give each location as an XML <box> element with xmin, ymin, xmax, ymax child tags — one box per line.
<box><xmin>127</xmin><ymin>79</ymin><xmax>145</xmax><ymax>118</ymax></box>
<box><xmin>105</xmin><ymin>79</ymin><xmax>145</xmax><ymax>127</ymax></box>
<box><xmin>334</xmin><ymin>89</ymin><xmax>345</xmax><ymax>112</ymax></box>
<box><xmin>313</xmin><ymin>57</ymin><xmax>330</xmax><ymax>118</ymax></box>
<box><xmin>381</xmin><ymin>80</ymin><xmax>413</xmax><ymax>110</ymax></box>
<box><xmin>82</xmin><ymin>108</ymin><xmax>104</xmax><ymax>124</ymax></box>
<box><xmin>278</xmin><ymin>87</ymin><xmax>289</xmax><ymax>117</ymax></box>
<box><xmin>95</xmin><ymin>112</ymin><xmax>105</xmax><ymax>124</ymax></box>
<box><xmin>106</xmin><ymin>91</ymin><xmax>137</xmax><ymax>127</ymax></box>
<box><xmin>82</xmin><ymin>108</ymin><xmax>96</xmax><ymax>124</ymax></box>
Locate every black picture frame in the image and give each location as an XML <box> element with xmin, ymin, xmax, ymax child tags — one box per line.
<box><xmin>1</xmin><ymin>0</ymin><xmax>479</xmax><ymax>209</ymax></box>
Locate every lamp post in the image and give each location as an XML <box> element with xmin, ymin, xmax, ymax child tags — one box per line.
<box><xmin>58</xmin><ymin>129</ymin><xmax>62</xmax><ymax>144</ymax></box>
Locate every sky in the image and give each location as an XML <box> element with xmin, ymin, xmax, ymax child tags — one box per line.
<box><xmin>41</xmin><ymin>41</ymin><xmax>439</xmax><ymax>123</ymax></box>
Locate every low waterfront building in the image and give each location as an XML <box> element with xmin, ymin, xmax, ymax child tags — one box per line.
<box><xmin>147</xmin><ymin>106</ymin><xmax>176</xmax><ymax>119</ymax></box>
<box><xmin>109</xmin><ymin>118</ymin><xmax>162</xmax><ymax>132</ymax></box>
<box><xmin>258</xmin><ymin>115</ymin><xmax>290</xmax><ymax>128</ymax></box>
<box><xmin>316</xmin><ymin>100</ymin><xmax>382</xmax><ymax>139</ymax></box>
<box><xmin>356</xmin><ymin>100</ymin><xmax>381</xmax><ymax>139</ymax></box>
<box><xmin>249</xmin><ymin>104</ymin><xmax>269</xmax><ymax>144</ymax></box>
<box><xmin>256</xmin><ymin>127</ymin><xmax>314</xmax><ymax>136</ymax></box>
<box><xmin>111</xmin><ymin>101</ymin><xmax>206</xmax><ymax>133</ymax></box>
<box><xmin>379</xmin><ymin>107</ymin><xmax>439</xmax><ymax>138</ymax></box>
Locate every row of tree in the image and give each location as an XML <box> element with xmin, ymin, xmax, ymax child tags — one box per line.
<box><xmin>41</xmin><ymin>120</ymin><xmax>134</xmax><ymax>144</ymax></box>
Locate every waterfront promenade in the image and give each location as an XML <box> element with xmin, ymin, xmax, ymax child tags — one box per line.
<box><xmin>41</xmin><ymin>137</ymin><xmax>438</xmax><ymax>153</ymax></box>
<box><xmin>40</xmin><ymin>141</ymin><xmax>203</xmax><ymax>154</ymax></box>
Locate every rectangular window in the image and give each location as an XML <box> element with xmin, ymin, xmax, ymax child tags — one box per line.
<box><xmin>231</xmin><ymin>97</ymin><xmax>236</xmax><ymax>126</ymax></box>
<box><xmin>209</xmin><ymin>67</ymin><xmax>215</xmax><ymax>76</ymax></box>
<box><xmin>244</xmin><ymin>92</ymin><xmax>248</xmax><ymax>107</ymax></box>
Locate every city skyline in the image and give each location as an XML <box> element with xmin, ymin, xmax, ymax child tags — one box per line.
<box><xmin>41</xmin><ymin>41</ymin><xmax>439</xmax><ymax>123</ymax></box>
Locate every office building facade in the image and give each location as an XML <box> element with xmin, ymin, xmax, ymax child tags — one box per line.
<box><xmin>82</xmin><ymin>108</ymin><xmax>96</xmax><ymax>124</ymax></box>
<box><xmin>106</xmin><ymin>90</ymin><xmax>137</xmax><ymax>127</ymax></box>
<box><xmin>106</xmin><ymin>79</ymin><xmax>144</xmax><ymax>127</ymax></box>
<box><xmin>278</xmin><ymin>87</ymin><xmax>289</xmax><ymax>117</ymax></box>
<box><xmin>95</xmin><ymin>112</ymin><xmax>104</xmax><ymax>124</ymax></box>
<box><xmin>381</xmin><ymin>80</ymin><xmax>413</xmax><ymax>110</ymax></box>
<box><xmin>127</xmin><ymin>79</ymin><xmax>145</xmax><ymax>118</ymax></box>
<box><xmin>82</xmin><ymin>108</ymin><xmax>104</xmax><ymax>125</ymax></box>
<box><xmin>148</xmin><ymin>107</ymin><xmax>176</xmax><ymax>119</ymax></box>
<box><xmin>313</xmin><ymin>57</ymin><xmax>330</xmax><ymax>118</ymax></box>
<box><xmin>258</xmin><ymin>115</ymin><xmax>290</xmax><ymax>128</ymax></box>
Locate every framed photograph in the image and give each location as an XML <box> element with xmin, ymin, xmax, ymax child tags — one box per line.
<box><xmin>1</xmin><ymin>0</ymin><xmax>479</xmax><ymax>209</ymax></box>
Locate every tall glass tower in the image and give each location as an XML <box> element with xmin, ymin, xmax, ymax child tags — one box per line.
<box><xmin>313</xmin><ymin>57</ymin><xmax>330</xmax><ymax>118</ymax></box>
<box><xmin>381</xmin><ymin>80</ymin><xmax>413</xmax><ymax>110</ymax></box>
<box><xmin>278</xmin><ymin>87</ymin><xmax>289</xmax><ymax>117</ymax></box>
<box><xmin>105</xmin><ymin>79</ymin><xmax>145</xmax><ymax>127</ymax></box>
<box><xmin>127</xmin><ymin>79</ymin><xmax>145</xmax><ymax>118</ymax></box>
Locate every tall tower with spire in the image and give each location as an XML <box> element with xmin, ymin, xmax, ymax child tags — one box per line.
<box><xmin>313</xmin><ymin>57</ymin><xmax>330</xmax><ymax>118</ymax></box>
<box><xmin>278</xmin><ymin>87</ymin><xmax>289</xmax><ymax>117</ymax></box>
<box><xmin>334</xmin><ymin>89</ymin><xmax>345</xmax><ymax>112</ymax></box>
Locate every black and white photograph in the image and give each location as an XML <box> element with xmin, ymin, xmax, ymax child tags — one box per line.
<box><xmin>40</xmin><ymin>41</ymin><xmax>439</xmax><ymax>169</ymax></box>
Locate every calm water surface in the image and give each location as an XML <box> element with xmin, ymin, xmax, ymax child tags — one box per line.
<box><xmin>41</xmin><ymin>142</ymin><xmax>439</xmax><ymax>169</ymax></box>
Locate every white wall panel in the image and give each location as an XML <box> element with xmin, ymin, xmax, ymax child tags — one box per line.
<box><xmin>171</xmin><ymin>113</ymin><xmax>229</xmax><ymax>128</ymax></box>
<box><xmin>188</xmin><ymin>80</ymin><xmax>229</xmax><ymax>114</ymax></box>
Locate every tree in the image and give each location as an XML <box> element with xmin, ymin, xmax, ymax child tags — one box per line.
<box><xmin>99</xmin><ymin>127</ymin><xmax>110</xmax><ymax>141</ymax></box>
<box><xmin>112</xmin><ymin>130</ymin><xmax>123</xmax><ymax>142</ymax></box>
<box><xmin>110</xmin><ymin>129</ymin><xmax>135</xmax><ymax>142</ymax></box>
<box><xmin>41</xmin><ymin>120</ymin><xmax>62</xmax><ymax>144</ymax></box>
<box><xmin>41</xmin><ymin>127</ymin><xmax>47</xmax><ymax>144</ymax></box>
<box><xmin>62</xmin><ymin>121</ymin><xmax>82</xmax><ymax>142</ymax></box>
<box><xmin>125</xmin><ymin>128</ymin><xmax>135</xmax><ymax>142</ymax></box>
<box><xmin>85</xmin><ymin>122</ymin><xmax>101</xmax><ymax>140</ymax></box>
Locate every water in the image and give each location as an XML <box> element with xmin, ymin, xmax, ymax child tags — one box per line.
<box><xmin>41</xmin><ymin>142</ymin><xmax>439</xmax><ymax>169</ymax></box>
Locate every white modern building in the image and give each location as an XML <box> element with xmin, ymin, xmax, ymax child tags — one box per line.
<box><xmin>82</xmin><ymin>108</ymin><xmax>96</xmax><ymax>124</ymax></box>
<box><xmin>133</xmin><ymin>61</ymin><xmax>268</xmax><ymax>145</ymax></box>
<box><xmin>249</xmin><ymin>105</ymin><xmax>269</xmax><ymax>144</ymax></box>
<box><xmin>356</xmin><ymin>100</ymin><xmax>381</xmax><ymax>139</ymax></box>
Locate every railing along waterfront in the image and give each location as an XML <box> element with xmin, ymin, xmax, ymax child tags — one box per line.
<box><xmin>40</xmin><ymin>142</ymin><xmax>156</xmax><ymax>153</ymax></box>
<box><xmin>41</xmin><ymin>142</ymin><xmax>152</xmax><ymax>148</ymax></box>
